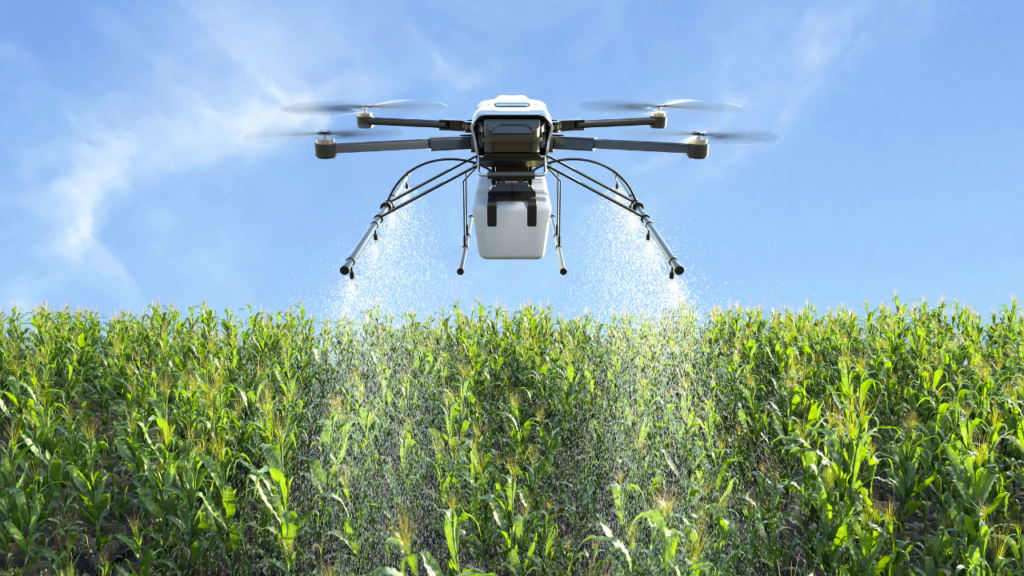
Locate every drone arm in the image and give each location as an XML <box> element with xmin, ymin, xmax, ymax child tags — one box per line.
<box><xmin>323</xmin><ymin>135</ymin><xmax>472</xmax><ymax>157</ymax></box>
<box><xmin>333</xmin><ymin>139</ymin><xmax>430</xmax><ymax>153</ymax></box>
<box><xmin>595</xmin><ymin>139</ymin><xmax>689</xmax><ymax>153</ymax></box>
<box><xmin>362</xmin><ymin>117</ymin><xmax>469</xmax><ymax>131</ymax></box>
<box><xmin>556</xmin><ymin>116</ymin><xmax>665</xmax><ymax>131</ymax></box>
<box><xmin>428</xmin><ymin>136</ymin><xmax>473</xmax><ymax>151</ymax></box>
<box><xmin>551</xmin><ymin>137</ymin><xmax>690</xmax><ymax>154</ymax></box>
<box><xmin>551</xmin><ymin>136</ymin><xmax>597</xmax><ymax>151</ymax></box>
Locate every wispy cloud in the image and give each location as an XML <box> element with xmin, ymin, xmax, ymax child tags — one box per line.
<box><xmin>426</xmin><ymin>48</ymin><xmax>485</xmax><ymax>92</ymax></box>
<box><xmin>6</xmin><ymin>0</ymin><xmax>494</xmax><ymax>309</ymax></box>
<box><xmin>8</xmin><ymin>93</ymin><xmax>288</xmax><ymax>309</ymax></box>
<box><xmin>779</xmin><ymin>2</ymin><xmax>873</xmax><ymax>125</ymax></box>
<box><xmin>710</xmin><ymin>1</ymin><xmax>875</xmax><ymax>127</ymax></box>
<box><xmin>45</xmin><ymin>98</ymin><xmax>284</xmax><ymax>257</ymax></box>
<box><xmin>5</xmin><ymin>2</ymin><xmax>342</xmax><ymax>308</ymax></box>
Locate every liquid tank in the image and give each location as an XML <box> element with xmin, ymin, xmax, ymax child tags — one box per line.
<box><xmin>473</xmin><ymin>175</ymin><xmax>551</xmax><ymax>259</ymax></box>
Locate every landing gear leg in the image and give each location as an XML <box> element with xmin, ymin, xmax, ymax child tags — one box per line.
<box><xmin>548</xmin><ymin>158</ymin><xmax>685</xmax><ymax>279</ymax></box>
<box><xmin>551</xmin><ymin>216</ymin><xmax>567</xmax><ymax>275</ymax></box>
<box><xmin>457</xmin><ymin>172</ymin><xmax>474</xmax><ymax>275</ymax></box>
<box><xmin>552</xmin><ymin>173</ymin><xmax>567</xmax><ymax>275</ymax></box>
<box><xmin>457</xmin><ymin>215</ymin><xmax>474</xmax><ymax>275</ymax></box>
<box><xmin>339</xmin><ymin>157</ymin><xmax>475</xmax><ymax>279</ymax></box>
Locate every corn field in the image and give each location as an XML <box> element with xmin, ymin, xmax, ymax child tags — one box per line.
<box><xmin>1</xmin><ymin>299</ymin><xmax>1022</xmax><ymax>575</ymax></box>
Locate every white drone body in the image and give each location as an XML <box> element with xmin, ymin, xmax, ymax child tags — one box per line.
<box><xmin>471</xmin><ymin>96</ymin><xmax>553</xmax><ymax>260</ymax></box>
<box><xmin>254</xmin><ymin>94</ymin><xmax>777</xmax><ymax>278</ymax></box>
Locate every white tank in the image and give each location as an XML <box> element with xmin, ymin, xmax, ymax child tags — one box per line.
<box><xmin>473</xmin><ymin>175</ymin><xmax>551</xmax><ymax>259</ymax></box>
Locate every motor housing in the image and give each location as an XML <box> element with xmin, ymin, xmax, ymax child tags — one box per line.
<box><xmin>315</xmin><ymin>138</ymin><xmax>337</xmax><ymax>159</ymax></box>
<box><xmin>686</xmin><ymin>136</ymin><xmax>709</xmax><ymax>159</ymax></box>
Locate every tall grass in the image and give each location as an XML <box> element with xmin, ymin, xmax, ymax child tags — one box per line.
<box><xmin>0</xmin><ymin>299</ymin><xmax>1021</xmax><ymax>574</ymax></box>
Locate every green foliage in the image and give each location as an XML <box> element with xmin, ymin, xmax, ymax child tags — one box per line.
<box><xmin>705</xmin><ymin>298</ymin><xmax>1024</xmax><ymax>574</ymax></box>
<box><xmin>0</xmin><ymin>298</ymin><xmax>1021</xmax><ymax>575</ymax></box>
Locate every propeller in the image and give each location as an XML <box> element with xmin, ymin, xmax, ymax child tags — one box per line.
<box><xmin>282</xmin><ymin>99</ymin><xmax>448</xmax><ymax>114</ymax></box>
<box><xmin>580</xmin><ymin>99</ymin><xmax>742</xmax><ymax>113</ymax></box>
<box><xmin>626</xmin><ymin>129</ymin><xmax>779</xmax><ymax>146</ymax></box>
<box><xmin>674</xmin><ymin>130</ymin><xmax>779</xmax><ymax>145</ymax></box>
<box><xmin>244</xmin><ymin>127</ymin><xmax>401</xmax><ymax>140</ymax></box>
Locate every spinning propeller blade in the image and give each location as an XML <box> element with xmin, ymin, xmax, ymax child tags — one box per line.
<box><xmin>626</xmin><ymin>129</ymin><xmax>779</xmax><ymax>145</ymax></box>
<box><xmin>244</xmin><ymin>127</ymin><xmax>401</xmax><ymax>140</ymax></box>
<box><xmin>580</xmin><ymin>99</ymin><xmax>742</xmax><ymax>113</ymax></box>
<box><xmin>680</xmin><ymin>130</ymin><xmax>779</xmax><ymax>145</ymax></box>
<box><xmin>282</xmin><ymin>100</ymin><xmax>448</xmax><ymax>114</ymax></box>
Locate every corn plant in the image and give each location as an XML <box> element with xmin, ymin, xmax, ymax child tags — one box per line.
<box><xmin>1</xmin><ymin>299</ymin><xmax>1022</xmax><ymax>574</ymax></box>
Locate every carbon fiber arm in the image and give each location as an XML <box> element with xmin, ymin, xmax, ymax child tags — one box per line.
<box><xmin>552</xmin><ymin>136</ymin><xmax>690</xmax><ymax>154</ymax></box>
<box><xmin>364</xmin><ymin>117</ymin><xmax>469</xmax><ymax>131</ymax></box>
<box><xmin>557</xmin><ymin>117</ymin><xmax>660</xmax><ymax>130</ymax></box>
<box><xmin>329</xmin><ymin>135</ymin><xmax>472</xmax><ymax>154</ymax></box>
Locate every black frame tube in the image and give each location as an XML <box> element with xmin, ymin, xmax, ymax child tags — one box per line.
<box><xmin>550</xmin><ymin>215</ymin><xmax>566</xmax><ymax>275</ymax></box>
<box><xmin>339</xmin><ymin>157</ymin><xmax>474</xmax><ymax>276</ymax></box>
<box><xmin>458</xmin><ymin>215</ymin><xmax>474</xmax><ymax>275</ymax></box>
<box><xmin>547</xmin><ymin>166</ymin><xmax>639</xmax><ymax>217</ymax></box>
<box><xmin>548</xmin><ymin>157</ymin><xmax>684</xmax><ymax>276</ymax></box>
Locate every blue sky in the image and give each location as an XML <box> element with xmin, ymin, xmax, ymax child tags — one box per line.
<box><xmin>2</xmin><ymin>1</ymin><xmax>1021</xmax><ymax>318</ymax></box>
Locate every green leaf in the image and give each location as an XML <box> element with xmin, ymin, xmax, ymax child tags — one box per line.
<box><xmin>444</xmin><ymin>509</ymin><xmax>459</xmax><ymax>561</ymax></box>
<box><xmin>115</xmin><ymin>438</ymin><xmax>135</xmax><ymax>464</ymax></box>
<box><xmin>4</xmin><ymin>521</ymin><xmax>27</xmax><ymax>553</ymax></box>
<box><xmin>156</xmin><ymin>417</ymin><xmax>172</xmax><ymax>444</ymax></box>
<box><xmin>222</xmin><ymin>486</ymin><xmax>237</xmax><ymax>520</ymax></box>
<box><xmin>269</xmin><ymin>467</ymin><xmax>289</xmax><ymax>503</ymax></box>
<box><xmin>905</xmin><ymin>500</ymin><xmax>924</xmax><ymax>517</ymax></box>
<box><xmin>166</xmin><ymin>514</ymin><xmax>186</xmax><ymax>534</ymax></box>
<box><xmin>137</xmin><ymin>488</ymin><xmax>163</xmax><ymax>518</ymax></box>
<box><xmin>421</xmin><ymin>551</ymin><xmax>442</xmax><ymax>576</ymax></box>
<box><xmin>808</xmin><ymin>401</ymin><xmax>821</xmax><ymax>423</ymax></box>
<box><xmin>252</xmin><ymin>476</ymin><xmax>282</xmax><ymax>524</ymax></box>
<box><xmin>68</xmin><ymin>465</ymin><xmax>90</xmax><ymax>494</ymax></box>
<box><xmin>718</xmin><ymin>478</ymin><xmax>735</xmax><ymax>508</ymax></box>
<box><xmin>833</xmin><ymin>523</ymin><xmax>848</xmax><ymax>547</ymax></box>
<box><xmin>611</xmin><ymin>538</ymin><xmax>632</xmax><ymax>570</ymax></box>
<box><xmin>282</xmin><ymin>521</ymin><xmax>298</xmax><ymax>546</ymax></box>
<box><xmin>983</xmin><ymin>491</ymin><xmax>1008</xmax><ymax>517</ymax></box>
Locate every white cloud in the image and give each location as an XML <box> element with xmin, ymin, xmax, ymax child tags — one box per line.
<box><xmin>710</xmin><ymin>2</ymin><xmax>875</xmax><ymax>127</ymax></box>
<box><xmin>34</xmin><ymin>91</ymin><xmax>288</xmax><ymax>285</ymax></box>
<box><xmin>8</xmin><ymin>95</ymin><xmax>289</xmax><ymax>312</ymax></box>
<box><xmin>7</xmin><ymin>2</ymin><xmax>336</xmax><ymax>308</ymax></box>
<box><xmin>8</xmin><ymin>0</ymin><xmax>493</xmax><ymax>309</ymax></box>
<box><xmin>427</xmin><ymin>49</ymin><xmax>485</xmax><ymax>92</ymax></box>
<box><xmin>796</xmin><ymin>4</ymin><xmax>870</xmax><ymax>74</ymax></box>
<box><xmin>778</xmin><ymin>2</ymin><xmax>873</xmax><ymax>125</ymax></box>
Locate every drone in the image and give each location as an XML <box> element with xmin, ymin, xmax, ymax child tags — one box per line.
<box><xmin>247</xmin><ymin>96</ymin><xmax>778</xmax><ymax>279</ymax></box>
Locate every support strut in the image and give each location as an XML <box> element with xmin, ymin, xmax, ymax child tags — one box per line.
<box><xmin>338</xmin><ymin>157</ymin><xmax>474</xmax><ymax>278</ymax></box>
<box><xmin>633</xmin><ymin>202</ymin><xmax>684</xmax><ymax>275</ymax></box>
<box><xmin>551</xmin><ymin>215</ymin><xmax>566</xmax><ymax>275</ymax></box>
<box><xmin>549</xmin><ymin>157</ymin><xmax>684</xmax><ymax>277</ymax></box>
<box><xmin>457</xmin><ymin>215</ymin><xmax>474</xmax><ymax>275</ymax></box>
<box><xmin>339</xmin><ymin>206</ymin><xmax>386</xmax><ymax>276</ymax></box>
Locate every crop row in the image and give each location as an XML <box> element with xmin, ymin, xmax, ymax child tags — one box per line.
<box><xmin>1</xmin><ymin>299</ymin><xmax>1022</xmax><ymax>575</ymax></box>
